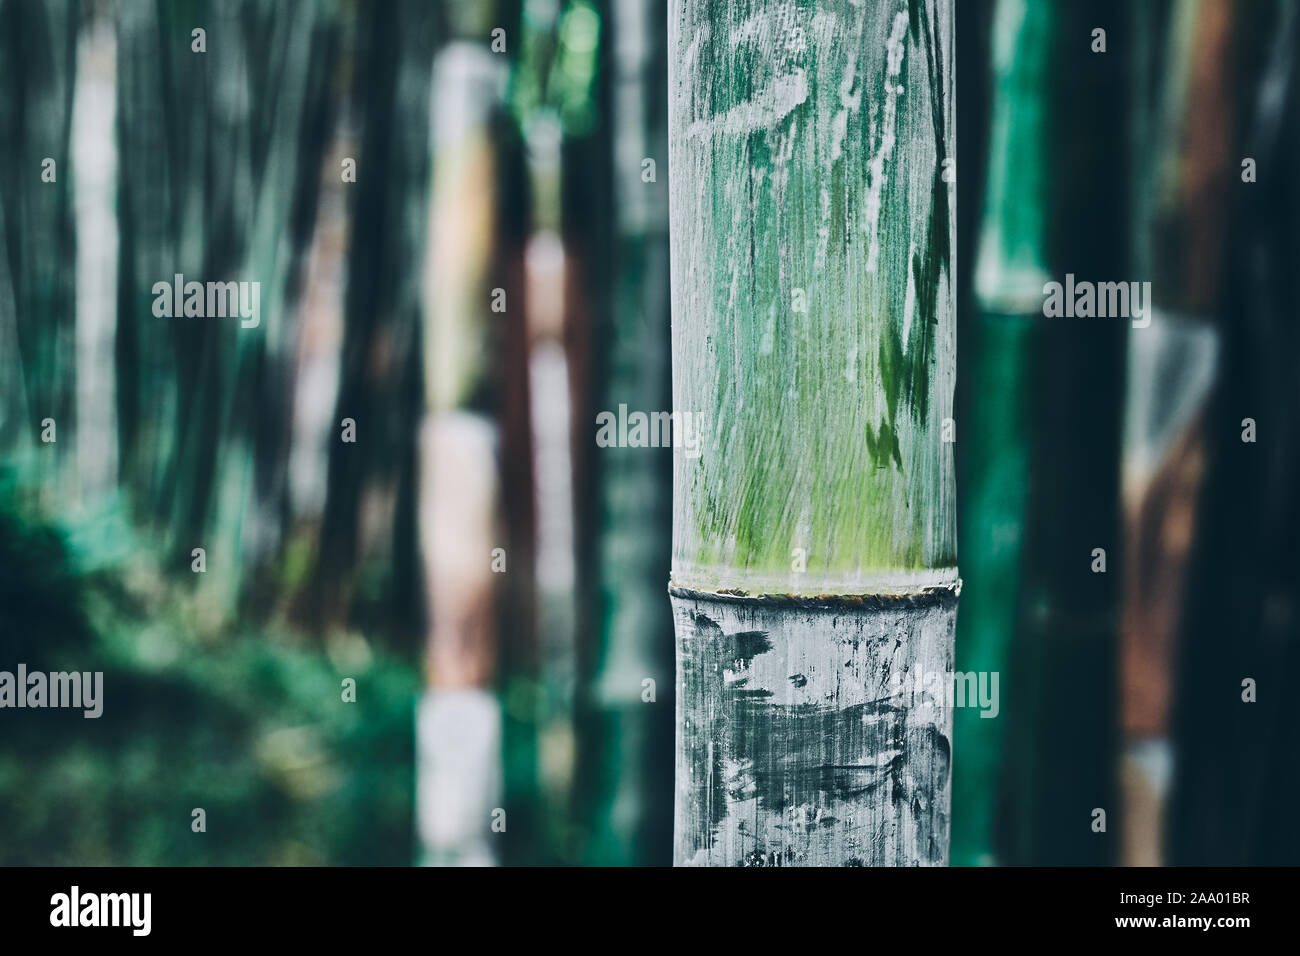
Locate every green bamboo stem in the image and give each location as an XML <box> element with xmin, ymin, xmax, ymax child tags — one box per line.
<box><xmin>669</xmin><ymin>0</ymin><xmax>956</xmax><ymax>866</ymax></box>
<box><xmin>0</xmin><ymin>0</ymin><xmax>78</xmax><ymax>491</ymax></box>
<box><xmin>952</xmin><ymin>0</ymin><xmax>1051</xmax><ymax>867</ymax></box>
<box><xmin>670</xmin><ymin>0</ymin><xmax>956</xmax><ymax>599</ymax></box>
<box><xmin>994</xmin><ymin>0</ymin><xmax>1129</xmax><ymax>866</ymax></box>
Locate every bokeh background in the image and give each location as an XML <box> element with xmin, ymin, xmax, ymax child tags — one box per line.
<box><xmin>0</xmin><ymin>0</ymin><xmax>1297</xmax><ymax>866</ymax></box>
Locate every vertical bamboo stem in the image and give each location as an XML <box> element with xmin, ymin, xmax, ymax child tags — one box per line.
<box><xmin>669</xmin><ymin>0</ymin><xmax>956</xmax><ymax>866</ymax></box>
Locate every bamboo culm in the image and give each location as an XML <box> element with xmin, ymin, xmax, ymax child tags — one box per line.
<box><xmin>669</xmin><ymin>0</ymin><xmax>957</xmax><ymax>866</ymax></box>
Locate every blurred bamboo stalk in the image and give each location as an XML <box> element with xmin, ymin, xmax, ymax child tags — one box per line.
<box><xmin>1170</xmin><ymin>0</ymin><xmax>1300</xmax><ymax>865</ymax></box>
<box><xmin>72</xmin><ymin>13</ymin><xmax>119</xmax><ymax>507</ymax></box>
<box><xmin>313</xmin><ymin>0</ymin><xmax>431</xmax><ymax>643</ymax></box>
<box><xmin>115</xmin><ymin>0</ymin><xmax>338</xmax><ymax>615</ymax></box>
<box><xmin>576</xmin><ymin>0</ymin><xmax>674</xmax><ymax>867</ymax></box>
<box><xmin>0</xmin><ymin>0</ymin><xmax>78</xmax><ymax>492</ymax></box>
<box><xmin>1000</xmin><ymin>1</ymin><xmax>1129</xmax><ymax>867</ymax></box>
<box><xmin>955</xmin><ymin>0</ymin><xmax>1048</xmax><ymax>867</ymax></box>
<box><xmin>963</xmin><ymin>0</ymin><xmax>1129</xmax><ymax>867</ymax></box>
<box><xmin>416</xmin><ymin>7</ymin><xmax>510</xmax><ymax>864</ymax></box>
<box><xmin>1118</xmin><ymin>0</ymin><xmax>1238</xmax><ymax>867</ymax></box>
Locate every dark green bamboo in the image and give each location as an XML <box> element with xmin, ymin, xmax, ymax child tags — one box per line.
<box><xmin>0</xmin><ymin>0</ymin><xmax>78</xmax><ymax>487</ymax></box>
<box><xmin>115</xmin><ymin>0</ymin><xmax>340</xmax><ymax>614</ymax></box>
<box><xmin>578</xmin><ymin>0</ymin><xmax>674</xmax><ymax>867</ymax></box>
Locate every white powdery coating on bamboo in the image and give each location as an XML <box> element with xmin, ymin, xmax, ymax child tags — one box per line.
<box><xmin>864</xmin><ymin>11</ymin><xmax>910</xmax><ymax>274</ymax></box>
<box><xmin>685</xmin><ymin>69</ymin><xmax>810</xmax><ymax>141</ymax></box>
<box><xmin>668</xmin><ymin>0</ymin><xmax>955</xmax><ymax>593</ymax></box>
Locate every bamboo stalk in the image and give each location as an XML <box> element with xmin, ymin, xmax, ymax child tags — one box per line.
<box><xmin>114</xmin><ymin>0</ymin><xmax>339</xmax><ymax>611</ymax></box>
<box><xmin>416</xmin><ymin>12</ymin><xmax>511</xmax><ymax>865</ymax></box>
<box><xmin>0</xmin><ymin>0</ymin><xmax>78</xmax><ymax>492</ymax></box>
<box><xmin>669</xmin><ymin>0</ymin><xmax>956</xmax><ymax>866</ymax></box>
<box><xmin>578</xmin><ymin>0</ymin><xmax>675</xmax><ymax>867</ymax></box>
<box><xmin>1118</xmin><ymin>0</ymin><xmax>1237</xmax><ymax>867</ymax></box>
<box><xmin>1170</xmin><ymin>0</ymin><xmax>1300</xmax><ymax>866</ymax></box>
<box><xmin>994</xmin><ymin>0</ymin><xmax>1129</xmax><ymax>866</ymax></box>
<box><xmin>951</xmin><ymin>0</ymin><xmax>1049</xmax><ymax>868</ymax></box>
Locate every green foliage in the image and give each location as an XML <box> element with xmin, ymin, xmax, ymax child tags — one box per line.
<box><xmin>0</xmin><ymin>480</ymin><xmax>418</xmax><ymax>865</ymax></box>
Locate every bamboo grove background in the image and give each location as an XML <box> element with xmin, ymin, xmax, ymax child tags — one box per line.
<box><xmin>0</xmin><ymin>0</ymin><xmax>1296</xmax><ymax>865</ymax></box>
